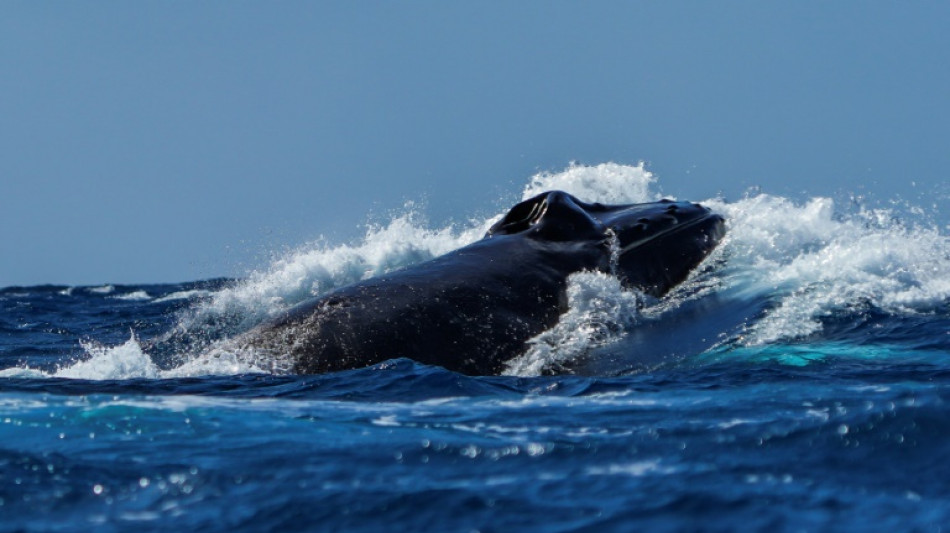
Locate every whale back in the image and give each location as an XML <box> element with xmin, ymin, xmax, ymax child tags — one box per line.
<box><xmin>243</xmin><ymin>191</ymin><xmax>726</xmax><ymax>375</ymax></box>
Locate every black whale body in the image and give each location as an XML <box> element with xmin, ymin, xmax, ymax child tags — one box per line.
<box><xmin>243</xmin><ymin>191</ymin><xmax>726</xmax><ymax>375</ymax></box>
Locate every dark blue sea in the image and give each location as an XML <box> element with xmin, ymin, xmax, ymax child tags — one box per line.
<box><xmin>3</xmin><ymin>165</ymin><xmax>950</xmax><ymax>532</ymax></box>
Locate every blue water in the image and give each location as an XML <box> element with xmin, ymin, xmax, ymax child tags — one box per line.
<box><xmin>3</xmin><ymin>165</ymin><xmax>950</xmax><ymax>531</ymax></box>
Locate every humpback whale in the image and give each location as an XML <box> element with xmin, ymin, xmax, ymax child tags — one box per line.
<box><xmin>242</xmin><ymin>191</ymin><xmax>726</xmax><ymax>375</ymax></box>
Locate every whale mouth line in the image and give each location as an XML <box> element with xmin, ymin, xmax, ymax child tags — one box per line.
<box><xmin>617</xmin><ymin>212</ymin><xmax>723</xmax><ymax>255</ymax></box>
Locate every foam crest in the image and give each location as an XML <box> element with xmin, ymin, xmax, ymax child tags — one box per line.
<box><xmin>708</xmin><ymin>194</ymin><xmax>950</xmax><ymax>345</ymax></box>
<box><xmin>113</xmin><ymin>290</ymin><xmax>151</xmax><ymax>301</ymax></box>
<box><xmin>522</xmin><ymin>162</ymin><xmax>660</xmax><ymax>204</ymax></box>
<box><xmin>56</xmin><ymin>336</ymin><xmax>161</xmax><ymax>380</ymax></box>
<box><xmin>708</xmin><ymin>195</ymin><xmax>838</xmax><ymax>267</ymax></box>
<box><xmin>504</xmin><ymin>272</ymin><xmax>643</xmax><ymax>376</ymax></box>
<box><xmin>154</xmin><ymin>289</ymin><xmax>213</xmax><ymax>303</ymax></box>
<box><xmin>1</xmin><ymin>333</ymin><xmax>267</xmax><ymax>380</ymax></box>
<box><xmin>161</xmin><ymin>345</ymin><xmax>271</xmax><ymax>377</ymax></box>
<box><xmin>176</xmin><ymin>211</ymin><xmax>490</xmax><ymax>338</ymax></box>
<box><xmin>88</xmin><ymin>285</ymin><xmax>115</xmax><ymax>295</ymax></box>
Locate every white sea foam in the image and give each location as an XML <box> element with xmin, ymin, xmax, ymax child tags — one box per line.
<box><xmin>0</xmin><ymin>366</ymin><xmax>50</xmax><ymax>378</ymax></box>
<box><xmin>160</xmin><ymin>344</ymin><xmax>271</xmax><ymax>378</ymax></box>
<box><xmin>113</xmin><ymin>290</ymin><xmax>152</xmax><ymax>301</ymax></box>
<box><xmin>87</xmin><ymin>284</ymin><xmax>115</xmax><ymax>295</ymax></box>
<box><xmin>0</xmin><ymin>333</ymin><xmax>270</xmax><ymax>380</ymax></box>
<box><xmin>522</xmin><ymin>161</ymin><xmax>660</xmax><ymax>204</ymax></box>
<box><xmin>56</xmin><ymin>336</ymin><xmax>160</xmax><ymax>380</ymax></box>
<box><xmin>153</xmin><ymin>289</ymin><xmax>213</xmax><ymax>303</ymax></box>
<box><xmin>173</xmin><ymin>211</ymin><xmax>490</xmax><ymax>339</ymax></box>
<box><xmin>707</xmin><ymin>194</ymin><xmax>950</xmax><ymax>345</ymax></box>
<box><xmin>504</xmin><ymin>272</ymin><xmax>643</xmax><ymax>376</ymax></box>
<box><xmin>27</xmin><ymin>162</ymin><xmax>950</xmax><ymax>379</ymax></box>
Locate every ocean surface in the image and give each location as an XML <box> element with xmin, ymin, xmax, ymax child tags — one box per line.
<box><xmin>3</xmin><ymin>164</ymin><xmax>950</xmax><ymax>532</ymax></box>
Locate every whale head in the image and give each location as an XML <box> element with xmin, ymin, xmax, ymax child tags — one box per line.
<box><xmin>487</xmin><ymin>190</ymin><xmax>725</xmax><ymax>296</ymax></box>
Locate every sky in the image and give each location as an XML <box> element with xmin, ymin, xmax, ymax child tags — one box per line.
<box><xmin>2</xmin><ymin>1</ymin><xmax>948</xmax><ymax>287</ymax></box>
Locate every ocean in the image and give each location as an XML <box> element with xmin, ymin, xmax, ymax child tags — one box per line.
<box><xmin>2</xmin><ymin>164</ymin><xmax>949</xmax><ymax>532</ymax></box>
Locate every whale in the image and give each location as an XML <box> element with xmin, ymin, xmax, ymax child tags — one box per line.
<box><xmin>240</xmin><ymin>191</ymin><xmax>726</xmax><ymax>375</ymax></box>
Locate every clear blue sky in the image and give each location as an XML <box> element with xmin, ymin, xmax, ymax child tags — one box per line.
<box><xmin>2</xmin><ymin>1</ymin><xmax>948</xmax><ymax>287</ymax></box>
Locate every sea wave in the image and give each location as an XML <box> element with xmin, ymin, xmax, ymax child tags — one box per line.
<box><xmin>12</xmin><ymin>162</ymin><xmax>948</xmax><ymax>380</ymax></box>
